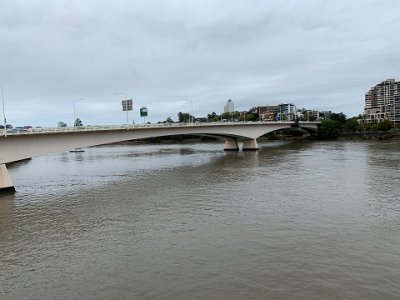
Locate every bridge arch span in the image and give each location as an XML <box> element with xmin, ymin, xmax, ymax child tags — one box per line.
<box><xmin>0</xmin><ymin>121</ymin><xmax>319</xmax><ymax>192</ymax></box>
<box><xmin>0</xmin><ymin>122</ymin><xmax>318</xmax><ymax>164</ymax></box>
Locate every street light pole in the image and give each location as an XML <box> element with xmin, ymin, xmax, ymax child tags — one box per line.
<box><xmin>73</xmin><ymin>98</ymin><xmax>83</xmax><ymax>128</ymax></box>
<box><xmin>1</xmin><ymin>84</ymin><xmax>7</xmax><ymax>137</ymax></box>
<box><xmin>190</xmin><ymin>100</ymin><xmax>193</xmax><ymax>124</ymax></box>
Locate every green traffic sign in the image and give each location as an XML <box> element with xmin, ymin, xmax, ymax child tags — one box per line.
<box><xmin>140</xmin><ymin>107</ymin><xmax>148</xmax><ymax>117</ymax></box>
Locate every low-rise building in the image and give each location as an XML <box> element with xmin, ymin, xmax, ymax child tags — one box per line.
<box><xmin>278</xmin><ymin>103</ymin><xmax>297</xmax><ymax>121</ymax></box>
<box><xmin>258</xmin><ymin>105</ymin><xmax>279</xmax><ymax>121</ymax></box>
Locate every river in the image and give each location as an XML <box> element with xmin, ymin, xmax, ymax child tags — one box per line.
<box><xmin>1</xmin><ymin>140</ymin><xmax>400</xmax><ymax>299</ymax></box>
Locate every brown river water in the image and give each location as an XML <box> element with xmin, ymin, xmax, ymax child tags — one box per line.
<box><xmin>1</xmin><ymin>140</ymin><xmax>400</xmax><ymax>299</ymax></box>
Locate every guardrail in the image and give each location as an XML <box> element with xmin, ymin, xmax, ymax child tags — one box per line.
<box><xmin>2</xmin><ymin>121</ymin><xmax>318</xmax><ymax>136</ymax></box>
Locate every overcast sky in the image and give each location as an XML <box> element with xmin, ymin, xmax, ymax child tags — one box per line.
<box><xmin>1</xmin><ymin>0</ymin><xmax>400</xmax><ymax>126</ymax></box>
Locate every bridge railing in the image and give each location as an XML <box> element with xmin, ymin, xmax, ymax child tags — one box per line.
<box><xmin>3</xmin><ymin>121</ymin><xmax>317</xmax><ymax>135</ymax></box>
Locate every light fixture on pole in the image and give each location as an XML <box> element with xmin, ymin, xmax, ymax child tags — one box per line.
<box><xmin>190</xmin><ymin>100</ymin><xmax>193</xmax><ymax>124</ymax></box>
<box><xmin>73</xmin><ymin>98</ymin><xmax>83</xmax><ymax>128</ymax></box>
<box><xmin>180</xmin><ymin>99</ymin><xmax>193</xmax><ymax>124</ymax></box>
<box><xmin>1</xmin><ymin>84</ymin><xmax>7</xmax><ymax>137</ymax></box>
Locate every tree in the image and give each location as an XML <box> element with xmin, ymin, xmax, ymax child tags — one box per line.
<box><xmin>248</xmin><ymin>107</ymin><xmax>259</xmax><ymax>120</ymax></box>
<box><xmin>319</xmin><ymin>120</ymin><xmax>341</xmax><ymax>139</ymax></box>
<box><xmin>74</xmin><ymin>118</ymin><xmax>83</xmax><ymax>127</ymax></box>
<box><xmin>58</xmin><ymin>121</ymin><xmax>67</xmax><ymax>127</ymax></box>
<box><xmin>165</xmin><ymin>117</ymin><xmax>174</xmax><ymax>123</ymax></box>
<box><xmin>342</xmin><ymin>118</ymin><xmax>361</xmax><ymax>132</ymax></box>
<box><xmin>178</xmin><ymin>112</ymin><xmax>189</xmax><ymax>123</ymax></box>
<box><xmin>365</xmin><ymin>123</ymin><xmax>379</xmax><ymax>131</ymax></box>
<box><xmin>378</xmin><ymin>120</ymin><xmax>394</xmax><ymax>131</ymax></box>
<box><xmin>232</xmin><ymin>111</ymin><xmax>240</xmax><ymax>121</ymax></box>
<box><xmin>245</xmin><ymin>113</ymin><xmax>256</xmax><ymax>121</ymax></box>
<box><xmin>239</xmin><ymin>113</ymin><xmax>256</xmax><ymax>121</ymax></box>
<box><xmin>178</xmin><ymin>112</ymin><xmax>195</xmax><ymax>123</ymax></box>
<box><xmin>207</xmin><ymin>112</ymin><xmax>217</xmax><ymax>121</ymax></box>
<box><xmin>221</xmin><ymin>112</ymin><xmax>232</xmax><ymax>120</ymax></box>
<box><xmin>330</xmin><ymin>112</ymin><xmax>347</xmax><ymax>124</ymax></box>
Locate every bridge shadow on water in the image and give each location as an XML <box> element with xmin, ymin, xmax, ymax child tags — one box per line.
<box><xmin>2</xmin><ymin>139</ymin><xmax>314</xmax><ymax>207</ymax></box>
<box><xmin>4</xmin><ymin>140</ymin><xmax>313</xmax><ymax>189</ymax></box>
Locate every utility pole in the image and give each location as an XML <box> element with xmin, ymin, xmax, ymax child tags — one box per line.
<box><xmin>114</xmin><ymin>92</ymin><xmax>132</xmax><ymax>125</ymax></box>
<box><xmin>1</xmin><ymin>84</ymin><xmax>7</xmax><ymax>137</ymax></box>
<box><xmin>73</xmin><ymin>98</ymin><xmax>83</xmax><ymax>128</ymax></box>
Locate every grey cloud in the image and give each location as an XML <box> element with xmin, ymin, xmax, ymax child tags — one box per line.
<box><xmin>1</xmin><ymin>0</ymin><xmax>400</xmax><ymax>126</ymax></box>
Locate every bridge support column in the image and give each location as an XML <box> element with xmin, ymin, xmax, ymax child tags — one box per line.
<box><xmin>0</xmin><ymin>164</ymin><xmax>15</xmax><ymax>194</ymax></box>
<box><xmin>242</xmin><ymin>139</ymin><xmax>259</xmax><ymax>151</ymax></box>
<box><xmin>224</xmin><ymin>139</ymin><xmax>239</xmax><ymax>151</ymax></box>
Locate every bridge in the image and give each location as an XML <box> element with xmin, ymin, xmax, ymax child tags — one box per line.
<box><xmin>0</xmin><ymin>121</ymin><xmax>319</xmax><ymax>192</ymax></box>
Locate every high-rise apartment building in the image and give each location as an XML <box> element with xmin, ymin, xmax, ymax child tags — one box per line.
<box><xmin>364</xmin><ymin>79</ymin><xmax>400</xmax><ymax>123</ymax></box>
<box><xmin>224</xmin><ymin>99</ymin><xmax>234</xmax><ymax>113</ymax></box>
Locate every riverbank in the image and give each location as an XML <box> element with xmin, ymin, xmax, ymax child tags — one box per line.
<box><xmin>339</xmin><ymin>130</ymin><xmax>400</xmax><ymax>140</ymax></box>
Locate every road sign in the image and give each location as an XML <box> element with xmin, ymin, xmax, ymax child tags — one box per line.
<box><xmin>122</xmin><ymin>99</ymin><xmax>133</xmax><ymax>111</ymax></box>
<box><xmin>140</xmin><ymin>106</ymin><xmax>148</xmax><ymax>117</ymax></box>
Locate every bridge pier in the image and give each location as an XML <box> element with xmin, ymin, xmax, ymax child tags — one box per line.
<box><xmin>242</xmin><ymin>139</ymin><xmax>259</xmax><ymax>151</ymax></box>
<box><xmin>224</xmin><ymin>139</ymin><xmax>239</xmax><ymax>151</ymax></box>
<box><xmin>0</xmin><ymin>164</ymin><xmax>15</xmax><ymax>194</ymax></box>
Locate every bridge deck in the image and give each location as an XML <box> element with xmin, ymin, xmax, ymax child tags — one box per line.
<box><xmin>4</xmin><ymin>121</ymin><xmax>310</xmax><ymax>135</ymax></box>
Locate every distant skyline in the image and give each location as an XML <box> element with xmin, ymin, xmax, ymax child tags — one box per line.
<box><xmin>1</xmin><ymin>0</ymin><xmax>400</xmax><ymax>127</ymax></box>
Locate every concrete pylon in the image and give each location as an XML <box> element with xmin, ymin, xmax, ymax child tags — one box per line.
<box><xmin>242</xmin><ymin>139</ymin><xmax>259</xmax><ymax>151</ymax></box>
<box><xmin>0</xmin><ymin>164</ymin><xmax>15</xmax><ymax>193</ymax></box>
<box><xmin>224</xmin><ymin>138</ymin><xmax>239</xmax><ymax>151</ymax></box>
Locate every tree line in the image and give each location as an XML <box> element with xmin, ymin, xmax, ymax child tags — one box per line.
<box><xmin>161</xmin><ymin>107</ymin><xmax>260</xmax><ymax>124</ymax></box>
<box><xmin>319</xmin><ymin>113</ymin><xmax>398</xmax><ymax>140</ymax></box>
<box><xmin>58</xmin><ymin>109</ymin><xmax>398</xmax><ymax>141</ymax></box>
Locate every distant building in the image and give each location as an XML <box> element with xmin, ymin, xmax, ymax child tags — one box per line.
<box><xmin>304</xmin><ymin>110</ymin><xmax>319</xmax><ymax>121</ymax></box>
<box><xmin>258</xmin><ymin>105</ymin><xmax>279</xmax><ymax>121</ymax></box>
<box><xmin>224</xmin><ymin>99</ymin><xmax>235</xmax><ymax>113</ymax></box>
<box><xmin>296</xmin><ymin>110</ymin><xmax>305</xmax><ymax>120</ymax></box>
<box><xmin>258</xmin><ymin>103</ymin><xmax>329</xmax><ymax>122</ymax></box>
<box><xmin>319</xmin><ymin>111</ymin><xmax>332</xmax><ymax>121</ymax></box>
<box><xmin>296</xmin><ymin>109</ymin><xmax>322</xmax><ymax>121</ymax></box>
<box><xmin>278</xmin><ymin>103</ymin><xmax>297</xmax><ymax>121</ymax></box>
<box><xmin>364</xmin><ymin>79</ymin><xmax>400</xmax><ymax>123</ymax></box>
<box><xmin>258</xmin><ymin>103</ymin><xmax>305</xmax><ymax>121</ymax></box>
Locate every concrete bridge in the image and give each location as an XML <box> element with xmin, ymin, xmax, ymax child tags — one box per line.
<box><xmin>0</xmin><ymin>121</ymin><xmax>319</xmax><ymax>192</ymax></box>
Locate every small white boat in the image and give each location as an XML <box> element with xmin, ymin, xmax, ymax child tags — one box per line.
<box><xmin>69</xmin><ymin>148</ymin><xmax>85</xmax><ymax>153</ymax></box>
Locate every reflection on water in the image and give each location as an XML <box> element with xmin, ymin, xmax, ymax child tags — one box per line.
<box><xmin>0</xmin><ymin>196</ymin><xmax>14</xmax><ymax>234</ymax></box>
<box><xmin>1</xmin><ymin>140</ymin><xmax>400</xmax><ymax>299</ymax></box>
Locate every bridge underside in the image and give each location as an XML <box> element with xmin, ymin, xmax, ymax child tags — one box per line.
<box><xmin>0</xmin><ymin>122</ymin><xmax>319</xmax><ymax>192</ymax></box>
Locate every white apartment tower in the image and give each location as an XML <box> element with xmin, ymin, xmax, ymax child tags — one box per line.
<box><xmin>224</xmin><ymin>99</ymin><xmax>235</xmax><ymax>113</ymax></box>
<box><xmin>364</xmin><ymin>79</ymin><xmax>400</xmax><ymax>123</ymax></box>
